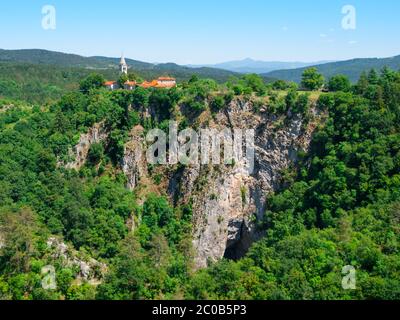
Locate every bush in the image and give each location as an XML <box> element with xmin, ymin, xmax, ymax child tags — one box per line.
<box><xmin>294</xmin><ymin>94</ymin><xmax>310</xmax><ymax>114</ymax></box>
<box><xmin>188</xmin><ymin>99</ymin><xmax>207</xmax><ymax>112</ymax></box>
<box><xmin>210</xmin><ymin>96</ymin><xmax>225</xmax><ymax>112</ymax></box>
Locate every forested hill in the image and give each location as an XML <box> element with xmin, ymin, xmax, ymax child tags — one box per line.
<box><xmin>263</xmin><ymin>55</ymin><xmax>400</xmax><ymax>83</ymax></box>
<box><xmin>0</xmin><ymin>62</ymin><xmax>117</xmax><ymax>103</ymax></box>
<box><xmin>0</xmin><ymin>49</ymin><xmax>238</xmax><ymax>81</ymax></box>
<box><xmin>0</xmin><ymin>49</ymin><xmax>118</xmax><ymax>68</ymax></box>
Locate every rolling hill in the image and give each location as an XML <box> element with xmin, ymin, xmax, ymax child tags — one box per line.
<box><xmin>0</xmin><ymin>49</ymin><xmax>238</xmax><ymax>82</ymax></box>
<box><xmin>263</xmin><ymin>55</ymin><xmax>400</xmax><ymax>83</ymax></box>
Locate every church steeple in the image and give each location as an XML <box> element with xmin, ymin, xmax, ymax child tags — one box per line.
<box><xmin>120</xmin><ymin>53</ymin><xmax>128</xmax><ymax>74</ymax></box>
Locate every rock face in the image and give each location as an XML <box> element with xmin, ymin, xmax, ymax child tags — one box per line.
<box><xmin>190</xmin><ymin>165</ymin><xmax>253</xmax><ymax>267</ymax></box>
<box><xmin>0</xmin><ymin>104</ymin><xmax>14</xmax><ymax>113</ymax></box>
<box><xmin>122</xmin><ymin>126</ymin><xmax>147</xmax><ymax>191</ymax></box>
<box><xmin>184</xmin><ymin>100</ymin><xmax>317</xmax><ymax>268</ymax></box>
<box><xmin>65</xmin><ymin>122</ymin><xmax>108</xmax><ymax>170</ymax></box>
<box><xmin>47</xmin><ymin>237</ymin><xmax>107</xmax><ymax>284</ymax></box>
<box><xmin>121</xmin><ymin>98</ymin><xmax>320</xmax><ymax>269</ymax></box>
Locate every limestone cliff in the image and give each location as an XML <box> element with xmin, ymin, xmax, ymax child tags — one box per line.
<box><xmin>120</xmin><ymin>98</ymin><xmax>321</xmax><ymax>268</ymax></box>
<box><xmin>122</xmin><ymin>125</ymin><xmax>147</xmax><ymax>191</ymax></box>
<box><xmin>174</xmin><ymin>99</ymin><xmax>319</xmax><ymax>268</ymax></box>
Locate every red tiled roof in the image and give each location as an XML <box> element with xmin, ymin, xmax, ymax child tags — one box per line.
<box><xmin>137</xmin><ymin>77</ymin><xmax>176</xmax><ymax>89</ymax></box>
<box><xmin>140</xmin><ymin>80</ymin><xmax>159</xmax><ymax>88</ymax></box>
<box><xmin>155</xmin><ymin>83</ymin><xmax>176</xmax><ymax>88</ymax></box>
<box><xmin>104</xmin><ymin>81</ymin><xmax>116</xmax><ymax>86</ymax></box>
<box><xmin>124</xmin><ymin>81</ymin><xmax>137</xmax><ymax>86</ymax></box>
<box><xmin>158</xmin><ymin>77</ymin><xmax>176</xmax><ymax>81</ymax></box>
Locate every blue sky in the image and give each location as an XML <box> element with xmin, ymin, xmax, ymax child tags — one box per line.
<box><xmin>0</xmin><ymin>0</ymin><xmax>399</xmax><ymax>64</ymax></box>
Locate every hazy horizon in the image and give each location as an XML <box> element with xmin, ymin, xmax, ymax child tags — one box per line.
<box><xmin>2</xmin><ymin>47</ymin><xmax>398</xmax><ymax>67</ymax></box>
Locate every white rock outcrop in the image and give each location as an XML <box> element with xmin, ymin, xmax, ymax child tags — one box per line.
<box><xmin>122</xmin><ymin>126</ymin><xmax>147</xmax><ymax>191</ymax></box>
<box><xmin>65</xmin><ymin>122</ymin><xmax>108</xmax><ymax>170</ymax></box>
<box><xmin>47</xmin><ymin>237</ymin><xmax>107</xmax><ymax>284</ymax></box>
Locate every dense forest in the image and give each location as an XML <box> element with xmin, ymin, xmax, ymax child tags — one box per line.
<box><xmin>0</xmin><ymin>65</ymin><xmax>400</xmax><ymax>300</ymax></box>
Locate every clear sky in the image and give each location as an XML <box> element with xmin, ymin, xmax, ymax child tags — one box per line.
<box><xmin>1</xmin><ymin>0</ymin><xmax>399</xmax><ymax>64</ymax></box>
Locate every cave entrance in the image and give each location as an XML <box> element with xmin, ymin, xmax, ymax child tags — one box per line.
<box><xmin>223</xmin><ymin>219</ymin><xmax>251</xmax><ymax>261</ymax></box>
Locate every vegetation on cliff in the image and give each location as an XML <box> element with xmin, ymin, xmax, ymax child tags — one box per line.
<box><xmin>1</xmin><ymin>68</ymin><xmax>400</xmax><ymax>300</ymax></box>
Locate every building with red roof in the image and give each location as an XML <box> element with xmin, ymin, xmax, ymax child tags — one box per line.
<box><xmin>124</xmin><ymin>80</ymin><xmax>137</xmax><ymax>90</ymax></box>
<box><xmin>138</xmin><ymin>77</ymin><xmax>176</xmax><ymax>89</ymax></box>
<box><xmin>156</xmin><ymin>77</ymin><xmax>176</xmax><ymax>88</ymax></box>
<box><xmin>104</xmin><ymin>81</ymin><xmax>118</xmax><ymax>90</ymax></box>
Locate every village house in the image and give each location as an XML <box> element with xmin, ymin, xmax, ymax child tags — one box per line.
<box><xmin>124</xmin><ymin>80</ymin><xmax>137</xmax><ymax>90</ymax></box>
<box><xmin>137</xmin><ymin>77</ymin><xmax>176</xmax><ymax>89</ymax></box>
<box><xmin>104</xmin><ymin>81</ymin><xmax>118</xmax><ymax>90</ymax></box>
<box><xmin>156</xmin><ymin>77</ymin><xmax>176</xmax><ymax>88</ymax></box>
<box><xmin>140</xmin><ymin>80</ymin><xmax>159</xmax><ymax>89</ymax></box>
<box><xmin>104</xmin><ymin>55</ymin><xmax>176</xmax><ymax>91</ymax></box>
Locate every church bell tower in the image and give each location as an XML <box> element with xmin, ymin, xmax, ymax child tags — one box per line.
<box><xmin>120</xmin><ymin>54</ymin><xmax>128</xmax><ymax>74</ymax></box>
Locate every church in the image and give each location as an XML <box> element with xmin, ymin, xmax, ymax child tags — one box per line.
<box><xmin>104</xmin><ymin>54</ymin><xmax>176</xmax><ymax>90</ymax></box>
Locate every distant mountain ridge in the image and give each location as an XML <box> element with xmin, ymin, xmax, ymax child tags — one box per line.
<box><xmin>263</xmin><ymin>55</ymin><xmax>400</xmax><ymax>83</ymax></box>
<box><xmin>188</xmin><ymin>58</ymin><xmax>334</xmax><ymax>74</ymax></box>
<box><xmin>0</xmin><ymin>49</ymin><xmax>239</xmax><ymax>82</ymax></box>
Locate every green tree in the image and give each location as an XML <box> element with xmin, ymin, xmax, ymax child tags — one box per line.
<box><xmin>328</xmin><ymin>75</ymin><xmax>351</xmax><ymax>92</ymax></box>
<box><xmin>79</xmin><ymin>73</ymin><xmax>105</xmax><ymax>94</ymax></box>
<box><xmin>355</xmin><ymin>71</ymin><xmax>369</xmax><ymax>95</ymax></box>
<box><xmin>88</xmin><ymin>143</ymin><xmax>104</xmax><ymax>165</ymax></box>
<box><xmin>189</xmin><ymin>74</ymin><xmax>199</xmax><ymax>84</ymax></box>
<box><xmin>368</xmin><ymin>69</ymin><xmax>379</xmax><ymax>85</ymax></box>
<box><xmin>131</xmin><ymin>87</ymin><xmax>150</xmax><ymax>109</ymax></box>
<box><xmin>210</xmin><ymin>95</ymin><xmax>225</xmax><ymax>112</ymax></box>
<box><xmin>301</xmin><ymin>68</ymin><xmax>325</xmax><ymax>91</ymax></box>
<box><xmin>241</xmin><ymin>74</ymin><xmax>266</xmax><ymax>96</ymax></box>
<box><xmin>118</xmin><ymin>74</ymin><xmax>129</xmax><ymax>88</ymax></box>
<box><xmin>0</xmin><ymin>208</ymin><xmax>41</xmax><ymax>273</ymax></box>
<box><xmin>272</xmin><ymin>80</ymin><xmax>289</xmax><ymax>90</ymax></box>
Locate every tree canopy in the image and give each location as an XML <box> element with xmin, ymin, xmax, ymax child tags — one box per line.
<box><xmin>301</xmin><ymin>67</ymin><xmax>325</xmax><ymax>91</ymax></box>
<box><xmin>1</xmin><ymin>68</ymin><xmax>400</xmax><ymax>300</ymax></box>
